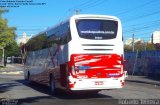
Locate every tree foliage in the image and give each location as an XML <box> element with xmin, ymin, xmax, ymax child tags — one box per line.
<box><xmin>5</xmin><ymin>41</ymin><xmax>20</xmax><ymax>57</ymax></box>
<box><xmin>154</xmin><ymin>43</ymin><xmax>160</xmax><ymax>50</ymax></box>
<box><xmin>0</xmin><ymin>8</ymin><xmax>16</xmax><ymax>48</ymax></box>
<box><xmin>146</xmin><ymin>43</ymin><xmax>156</xmax><ymax>50</ymax></box>
<box><xmin>124</xmin><ymin>44</ymin><xmax>132</xmax><ymax>52</ymax></box>
<box><xmin>0</xmin><ymin>8</ymin><xmax>19</xmax><ymax>57</ymax></box>
<box><xmin>134</xmin><ymin>41</ymin><xmax>146</xmax><ymax>51</ymax></box>
<box><xmin>124</xmin><ymin>41</ymin><xmax>157</xmax><ymax>52</ymax></box>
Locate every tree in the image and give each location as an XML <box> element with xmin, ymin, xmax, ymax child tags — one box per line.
<box><xmin>5</xmin><ymin>41</ymin><xmax>20</xmax><ymax>57</ymax></box>
<box><xmin>134</xmin><ymin>41</ymin><xmax>145</xmax><ymax>51</ymax></box>
<box><xmin>0</xmin><ymin>8</ymin><xmax>19</xmax><ymax>57</ymax></box>
<box><xmin>146</xmin><ymin>43</ymin><xmax>156</xmax><ymax>50</ymax></box>
<box><xmin>124</xmin><ymin>44</ymin><xmax>132</xmax><ymax>52</ymax></box>
<box><xmin>154</xmin><ymin>43</ymin><xmax>160</xmax><ymax>50</ymax></box>
<box><xmin>0</xmin><ymin>9</ymin><xmax>16</xmax><ymax>48</ymax></box>
<box><xmin>0</xmin><ymin>9</ymin><xmax>9</xmax><ymax>16</ymax></box>
<box><xmin>124</xmin><ymin>41</ymin><xmax>146</xmax><ymax>52</ymax></box>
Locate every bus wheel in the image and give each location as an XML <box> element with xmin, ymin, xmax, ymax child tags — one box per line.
<box><xmin>27</xmin><ymin>72</ymin><xmax>30</xmax><ymax>80</ymax></box>
<box><xmin>50</xmin><ymin>76</ymin><xmax>56</xmax><ymax>95</ymax></box>
<box><xmin>26</xmin><ymin>72</ymin><xmax>32</xmax><ymax>84</ymax></box>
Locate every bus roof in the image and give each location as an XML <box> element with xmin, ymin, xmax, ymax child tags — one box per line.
<box><xmin>71</xmin><ymin>14</ymin><xmax>120</xmax><ymax>21</ymax></box>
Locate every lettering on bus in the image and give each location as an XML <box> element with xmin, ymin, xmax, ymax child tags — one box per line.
<box><xmin>81</xmin><ymin>30</ymin><xmax>115</xmax><ymax>35</ymax></box>
<box><xmin>76</xmin><ymin>19</ymin><xmax>118</xmax><ymax>40</ymax></box>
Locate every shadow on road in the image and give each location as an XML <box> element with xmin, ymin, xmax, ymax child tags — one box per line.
<box><xmin>17</xmin><ymin>96</ymin><xmax>116</xmax><ymax>105</ymax></box>
<box><xmin>0</xmin><ymin>78</ymin><xmax>114</xmax><ymax>105</ymax></box>
<box><xmin>147</xmin><ymin>76</ymin><xmax>160</xmax><ymax>81</ymax></box>
<box><xmin>0</xmin><ymin>82</ymin><xmax>20</xmax><ymax>93</ymax></box>
<box><xmin>16</xmin><ymin>79</ymin><xmax>112</xmax><ymax>100</ymax></box>
<box><xmin>18</xmin><ymin>96</ymin><xmax>56</xmax><ymax>105</ymax></box>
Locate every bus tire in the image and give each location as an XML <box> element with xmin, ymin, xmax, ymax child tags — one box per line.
<box><xmin>27</xmin><ymin>71</ymin><xmax>30</xmax><ymax>80</ymax></box>
<box><xmin>27</xmin><ymin>71</ymin><xmax>32</xmax><ymax>84</ymax></box>
<box><xmin>50</xmin><ymin>75</ymin><xmax>56</xmax><ymax>95</ymax></box>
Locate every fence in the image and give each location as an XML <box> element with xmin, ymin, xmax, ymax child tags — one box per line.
<box><xmin>124</xmin><ymin>51</ymin><xmax>160</xmax><ymax>78</ymax></box>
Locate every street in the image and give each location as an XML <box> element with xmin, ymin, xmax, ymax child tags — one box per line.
<box><xmin>1</xmin><ymin>0</ymin><xmax>160</xmax><ymax>105</ymax></box>
<box><xmin>0</xmin><ymin>65</ymin><xmax>160</xmax><ymax>105</ymax></box>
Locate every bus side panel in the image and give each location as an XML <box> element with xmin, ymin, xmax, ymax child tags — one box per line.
<box><xmin>56</xmin><ymin>44</ymin><xmax>69</xmax><ymax>89</ymax></box>
<box><xmin>26</xmin><ymin>49</ymin><xmax>49</xmax><ymax>84</ymax></box>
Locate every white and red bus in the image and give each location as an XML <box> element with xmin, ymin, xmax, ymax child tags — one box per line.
<box><xmin>24</xmin><ymin>14</ymin><xmax>127</xmax><ymax>95</ymax></box>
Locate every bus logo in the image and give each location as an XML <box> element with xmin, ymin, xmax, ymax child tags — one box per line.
<box><xmin>95</xmin><ymin>36</ymin><xmax>102</xmax><ymax>40</ymax></box>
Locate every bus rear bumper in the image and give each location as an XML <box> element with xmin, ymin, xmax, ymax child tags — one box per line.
<box><xmin>69</xmin><ymin>78</ymin><xmax>124</xmax><ymax>91</ymax></box>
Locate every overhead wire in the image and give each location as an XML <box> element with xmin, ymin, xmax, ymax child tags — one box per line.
<box><xmin>81</xmin><ymin>0</ymin><xmax>107</xmax><ymax>10</ymax></box>
<box><xmin>116</xmin><ymin>0</ymin><xmax>156</xmax><ymax>16</ymax></box>
<box><xmin>15</xmin><ymin>0</ymin><xmax>160</xmax><ymax>42</ymax></box>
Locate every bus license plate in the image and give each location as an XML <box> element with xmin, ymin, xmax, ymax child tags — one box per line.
<box><xmin>95</xmin><ymin>81</ymin><xmax>104</xmax><ymax>85</ymax></box>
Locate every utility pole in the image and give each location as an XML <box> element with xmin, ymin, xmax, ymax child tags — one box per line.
<box><xmin>132</xmin><ymin>33</ymin><xmax>135</xmax><ymax>52</ymax></box>
<box><xmin>144</xmin><ymin>42</ymin><xmax>147</xmax><ymax>51</ymax></box>
<box><xmin>132</xmin><ymin>50</ymin><xmax>138</xmax><ymax>76</ymax></box>
<box><xmin>74</xmin><ymin>9</ymin><xmax>81</xmax><ymax>15</ymax></box>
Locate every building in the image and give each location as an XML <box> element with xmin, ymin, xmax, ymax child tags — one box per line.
<box><xmin>17</xmin><ymin>32</ymin><xmax>31</xmax><ymax>45</ymax></box>
<box><xmin>17</xmin><ymin>32</ymin><xmax>32</xmax><ymax>64</ymax></box>
<box><xmin>151</xmin><ymin>31</ymin><xmax>160</xmax><ymax>44</ymax></box>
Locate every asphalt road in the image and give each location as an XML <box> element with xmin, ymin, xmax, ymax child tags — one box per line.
<box><xmin>0</xmin><ymin>73</ymin><xmax>160</xmax><ymax>105</ymax></box>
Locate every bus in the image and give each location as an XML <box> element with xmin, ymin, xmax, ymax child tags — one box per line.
<box><xmin>23</xmin><ymin>14</ymin><xmax>127</xmax><ymax>95</ymax></box>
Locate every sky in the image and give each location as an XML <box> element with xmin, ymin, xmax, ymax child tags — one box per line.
<box><xmin>2</xmin><ymin>0</ymin><xmax>160</xmax><ymax>42</ymax></box>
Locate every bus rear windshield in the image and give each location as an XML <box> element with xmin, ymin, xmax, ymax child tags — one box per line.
<box><xmin>76</xmin><ymin>19</ymin><xmax>118</xmax><ymax>40</ymax></box>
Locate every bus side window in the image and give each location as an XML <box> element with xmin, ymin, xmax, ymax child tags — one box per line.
<box><xmin>59</xmin><ymin>31</ymin><xmax>71</xmax><ymax>45</ymax></box>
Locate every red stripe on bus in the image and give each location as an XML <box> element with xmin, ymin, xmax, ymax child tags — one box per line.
<box><xmin>69</xmin><ymin>54</ymin><xmax>124</xmax><ymax>78</ymax></box>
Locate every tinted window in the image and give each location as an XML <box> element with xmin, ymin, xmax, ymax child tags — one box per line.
<box><xmin>76</xmin><ymin>19</ymin><xmax>118</xmax><ymax>40</ymax></box>
<box><xmin>26</xmin><ymin>33</ymin><xmax>47</xmax><ymax>51</ymax></box>
<box><xmin>26</xmin><ymin>22</ymin><xmax>71</xmax><ymax>52</ymax></box>
<box><xmin>47</xmin><ymin>22</ymin><xmax>71</xmax><ymax>46</ymax></box>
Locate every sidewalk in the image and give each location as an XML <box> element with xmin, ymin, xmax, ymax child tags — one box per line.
<box><xmin>126</xmin><ymin>75</ymin><xmax>160</xmax><ymax>86</ymax></box>
<box><xmin>0</xmin><ymin>64</ymin><xmax>24</xmax><ymax>75</ymax></box>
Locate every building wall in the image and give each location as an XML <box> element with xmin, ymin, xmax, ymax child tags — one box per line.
<box><xmin>17</xmin><ymin>32</ymin><xmax>30</xmax><ymax>45</ymax></box>
<box><xmin>152</xmin><ymin>31</ymin><xmax>160</xmax><ymax>44</ymax></box>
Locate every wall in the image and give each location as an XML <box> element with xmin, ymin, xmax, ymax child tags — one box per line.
<box><xmin>124</xmin><ymin>51</ymin><xmax>160</xmax><ymax>78</ymax></box>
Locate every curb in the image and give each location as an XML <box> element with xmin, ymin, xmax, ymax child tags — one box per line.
<box><xmin>126</xmin><ymin>79</ymin><xmax>160</xmax><ymax>86</ymax></box>
<box><xmin>126</xmin><ymin>76</ymin><xmax>160</xmax><ymax>86</ymax></box>
<box><xmin>0</xmin><ymin>71</ymin><xmax>24</xmax><ymax>75</ymax></box>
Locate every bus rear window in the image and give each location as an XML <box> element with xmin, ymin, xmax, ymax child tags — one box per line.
<box><xmin>76</xmin><ymin>19</ymin><xmax>118</xmax><ymax>40</ymax></box>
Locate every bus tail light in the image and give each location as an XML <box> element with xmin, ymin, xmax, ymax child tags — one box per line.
<box><xmin>71</xmin><ymin>66</ymin><xmax>76</xmax><ymax>75</ymax></box>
